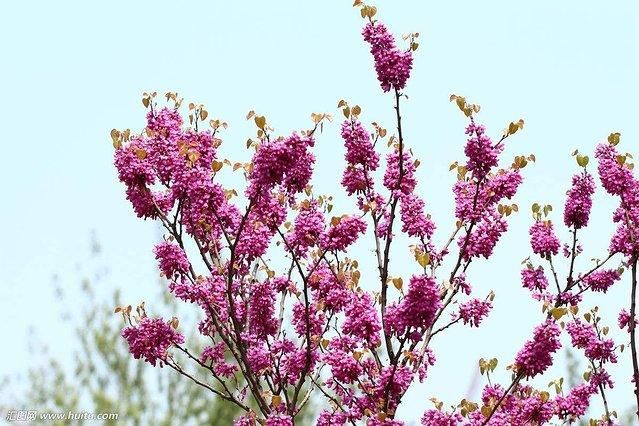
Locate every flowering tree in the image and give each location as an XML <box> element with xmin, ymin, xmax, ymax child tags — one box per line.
<box><xmin>109</xmin><ymin>3</ymin><xmax>639</xmax><ymax>425</ymax></box>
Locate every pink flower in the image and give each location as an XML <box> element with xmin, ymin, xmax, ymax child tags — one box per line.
<box><xmin>367</xmin><ymin>418</ymin><xmax>405</xmax><ymax>426</ymax></box>
<box><xmin>562</xmin><ymin>243</ymin><xmax>583</xmax><ymax>258</ymax></box>
<box><xmin>454</xmin><ymin>274</ymin><xmax>472</xmax><ymax>295</ymax></box>
<box><xmin>399</xmin><ymin>193</ymin><xmax>435</xmax><ymax>240</ymax></box>
<box><xmin>324</xmin><ymin>336</ymin><xmax>363</xmax><ymax>384</ymax></box>
<box><xmin>343</xmin><ymin>292</ymin><xmax>382</xmax><ymax>347</ymax></box>
<box><xmin>619</xmin><ymin>309</ymin><xmax>634</xmax><ymax>331</ymax></box>
<box><xmin>247</xmin><ymin>133</ymin><xmax>315</xmax><ymax>198</ymax></box>
<box><xmin>464</xmin><ymin>122</ymin><xmax>500</xmax><ymax>180</ymax></box>
<box><xmin>373</xmin><ymin>366</ymin><xmax>413</xmax><ymax>413</ymax></box>
<box><xmin>383</xmin><ymin>150</ymin><xmax>417</xmax><ymax>195</ymax></box>
<box><xmin>461</xmin><ymin>210</ymin><xmax>508</xmax><ymax>260</ymax></box>
<box><xmin>154</xmin><ymin>241</ymin><xmax>189</xmax><ymax>278</ymax></box>
<box><xmin>556</xmin><ymin>291</ymin><xmax>582</xmax><ymax>306</ymax></box>
<box><xmin>555</xmin><ymin>383</ymin><xmax>595</xmax><ymax>419</ymax></box>
<box><xmin>421</xmin><ymin>410</ymin><xmax>463</xmax><ymax>426</ymax></box>
<box><xmin>146</xmin><ymin>107</ymin><xmax>183</xmax><ymax>137</ymax></box>
<box><xmin>362</xmin><ymin>22</ymin><xmax>413</xmax><ymax>92</ymax></box>
<box><xmin>458</xmin><ymin>298</ymin><xmax>492</xmax><ymax>327</ymax></box>
<box><xmin>485</xmin><ymin>169</ymin><xmax>523</xmax><ymax>202</ymax></box>
<box><xmin>342</xmin><ymin>166</ymin><xmax>371</xmax><ymax>195</ymax></box>
<box><xmin>453</xmin><ymin>180</ymin><xmax>479</xmax><ymax>222</ymax></box>
<box><xmin>591</xmin><ymin>369</ymin><xmax>614</xmax><ymax>389</ymax></box>
<box><xmin>582</xmin><ymin>269</ymin><xmax>621</xmax><ymax>293</ymax></box>
<box><xmin>595</xmin><ymin>143</ymin><xmax>634</xmax><ymax>196</ymax></box>
<box><xmin>235</xmin><ymin>191</ymin><xmax>286</xmax><ymax>263</ymax></box>
<box><xmin>317</xmin><ymin>411</ymin><xmax>349</xmax><ymax>426</ymax></box>
<box><xmin>520</xmin><ymin>266</ymin><xmax>548</xmax><ymax>292</ymax></box>
<box><xmin>514</xmin><ymin>319</ymin><xmax>561</xmax><ymax>378</ymax></box>
<box><xmin>563</xmin><ymin>172</ymin><xmax>595</xmax><ymax>229</ymax></box>
<box><xmin>234</xmin><ymin>415</ymin><xmax>257</xmax><ymax>426</ymax></box>
<box><xmin>385</xmin><ymin>275</ymin><xmax>441</xmax><ymax>336</ymax></box>
<box><xmin>280</xmin><ymin>345</ymin><xmax>318</xmax><ymax>385</ymax></box>
<box><xmin>320</xmin><ymin>216</ymin><xmax>367</xmax><ymax>252</ymax></box>
<box><xmin>265</xmin><ymin>414</ymin><xmax>292</xmax><ymax>426</ymax></box>
<box><xmin>246</xmin><ymin>344</ymin><xmax>271</xmax><ymax>374</ymax></box>
<box><xmin>201</xmin><ymin>342</ymin><xmax>225</xmax><ymax>364</ymax></box>
<box><xmin>249</xmin><ymin>280</ymin><xmax>278</xmax><ymax>339</ymax></box>
<box><xmin>453</xmin><ymin>169</ymin><xmax>523</xmax><ymax>224</ymax></box>
<box><xmin>122</xmin><ymin>317</ymin><xmax>184</xmax><ymax>367</ymax></box>
<box><xmin>308</xmin><ymin>265</ymin><xmax>350</xmax><ymax>313</ymax></box>
<box><xmin>566</xmin><ymin>319</ymin><xmax>617</xmax><ymax>364</ymax></box>
<box><xmin>529</xmin><ymin>221</ymin><xmax>560</xmax><ymax>258</ymax></box>
<box><xmin>470</xmin><ymin>384</ymin><xmax>557</xmax><ymax>425</ymax></box>
<box><xmin>341</xmin><ymin>119</ymin><xmax>379</xmax><ymax>170</ymax></box>
<box><xmin>114</xmin><ymin>137</ymin><xmax>155</xmax><ymax>186</ymax></box>
<box><xmin>609</xmin><ymin>222</ymin><xmax>639</xmax><ymax>257</ymax></box>
<box><xmin>292</xmin><ymin>302</ymin><xmax>325</xmax><ymax>338</ymax></box>
<box><xmin>286</xmin><ymin>200</ymin><xmax>325</xmax><ymax>256</ymax></box>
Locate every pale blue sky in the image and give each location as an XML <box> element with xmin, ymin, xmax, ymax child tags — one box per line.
<box><xmin>1</xmin><ymin>1</ymin><xmax>638</xmax><ymax>423</ymax></box>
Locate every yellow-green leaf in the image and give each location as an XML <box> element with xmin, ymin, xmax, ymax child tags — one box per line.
<box><xmin>254</xmin><ymin>116</ymin><xmax>266</xmax><ymax>130</ymax></box>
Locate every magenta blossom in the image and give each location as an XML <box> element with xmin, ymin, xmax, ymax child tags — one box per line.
<box><xmin>514</xmin><ymin>320</ymin><xmax>561</xmax><ymax>378</ymax></box>
<box><xmin>563</xmin><ymin>172</ymin><xmax>595</xmax><ymax>229</ymax></box>
<box><xmin>122</xmin><ymin>317</ymin><xmax>184</xmax><ymax>367</ymax></box>
<box><xmin>529</xmin><ymin>220</ymin><xmax>560</xmax><ymax>258</ymax></box>
<box><xmin>362</xmin><ymin>22</ymin><xmax>413</xmax><ymax>92</ymax></box>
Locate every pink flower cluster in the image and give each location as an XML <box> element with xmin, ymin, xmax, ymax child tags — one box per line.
<box><xmin>595</xmin><ymin>143</ymin><xmax>634</xmax><ymax>197</ymax></box>
<box><xmin>451</xmin><ymin>121</ymin><xmax>523</xmax><ymax>263</ymax></box>
<box><xmin>422</xmin><ymin>383</ymin><xmax>563</xmax><ymax>425</ymax></box>
<box><xmin>316</xmin><ymin>411</ymin><xmax>349</xmax><ymax>426</ymax></box>
<box><xmin>457</xmin><ymin>298</ymin><xmax>492</xmax><ymax>327</ymax></box>
<box><xmin>420</xmin><ymin>410</ymin><xmax>463</xmax><ymax>426</ymax></box>
<box><xmin>201</xmin><ymin>342</ymin><xmax>238</xmax><ymax>378</ymax></box>
<box><xmin>343</xmin><ymin>121</ymin><xmax>379</xmax><ymax>168</ymax></box>
<box><xmin>566</xmin><ymin>319</ymin><xmax>617</xmax><ymax>364</ymax></box>
<box><xmin>324</xmin><ymin>336</ymin><xmax>363</xmax><ymax>384</ymax></box>
<box><xmin>453</xmin><ymin>169</ymin><xmax>522</xmax><ymax>224</ymax></box>
<box><xmin>362</xmin><ymin>22</ymin><xmax>413</xmax><ymax>92</ymax></box>
<box><xmin>595</xmin><ymin>142</ymin><xmax>639</xmax><ymax>257</ymax></box>
<box><xmin>618</xmin><ymin>309</ymin><xmax>635</xmax><ymax>331</ymax></box>
<box><xmin>520</xmin><ymin>266</ymin><xmax>548</xmax><ymax>293</ymax></box>
<box><xmin>247</xmin><ymin>133</ymin><xmax>315</xmax><ymax>198</ymax></box>
<box><xmin>399</xmin><ymin>193</ymin><xmax>435</xmax><ymax>240</ymax></box>
<box><xmin>582</xmin><ymin>269</ymin><xmax>621</xmax><ymax>293</ymax></box>
<box><xmin>320</xmin><ymin>216</ymin><xmax>367</xmax><ymax>252</ymax></box>
<box><xmin>386</xmin><ymin>275</ymin><xmax>441</xmax><ymax>337</ymax></box>
<box><xmin>308</xmin><ymin>265</ymin><xmax>350</xmax><ymax>313</ymax></box>
<box><xmin>383</xmin><ymin>150</ymin><xmax>417</xmax><ymax>196</ymax></box>
<box><xmin>514</xmin><ymin>320</ymin><xmax>561</xmax><ymax>378</ymax></box>
<box><xmin>248</xmin><ymin>279</ymin><xmax>278</xmax><ymax>339</ymax></box>
<box><xmin>555</xmin><ymin>383</ymin><xmax>595</xmax><ymax>420</ymax></box>
<box><xmin>154</xmin><ymin>241</ymin><xmax>190</xmax><ymax>278</ymax></box>
<box><xmin>462</xmin><ymin>210</ymin><xmax>508</xmax><ymax>260</ymax></box>
<box><xmin>595</xmin><ymin>144</ymin><xmax>639</xmax><ymax>257</ymax></box>
<box><xmin>563</xmin><ymin>172</ymin><xmax>595</xmax><ymax>229</ymax></box>
<box><xmin>529</xmin><ymin>221</ymin><xmax>560</xmax><ymax>258</ymax></box>
<box><xmin>286</xmin><ymin>200</ymin><xmax>325</xmax><ymax>257</ymax></box>
<box><xmin>464</xmin><ymin>122</ymin><xmax>500</xmax><ymax>180</ymax></box>
<box><xmin>555</xmin><ymin>371</ymin><xmax>612</xmax><ymax>422</ymax></box>
<box><xmin>343</xmin><ymin>292</ymin><xmax>382</xmax><ymax>347</ymax></box>
<box><xmin>121</xmin><ymin>317</ymin><xmax>185</xmax><ymax>367</ymax></box>
<box><xmin>265</xmin><ymin>414</ymin><xmax>293</xmax><ymax>426</ymax></box>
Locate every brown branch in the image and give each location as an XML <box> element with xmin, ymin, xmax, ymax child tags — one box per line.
<box><xmin>630</xmin><ymin>257</ymin><xmax>639</xmax><ymax>419</ymax></box>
